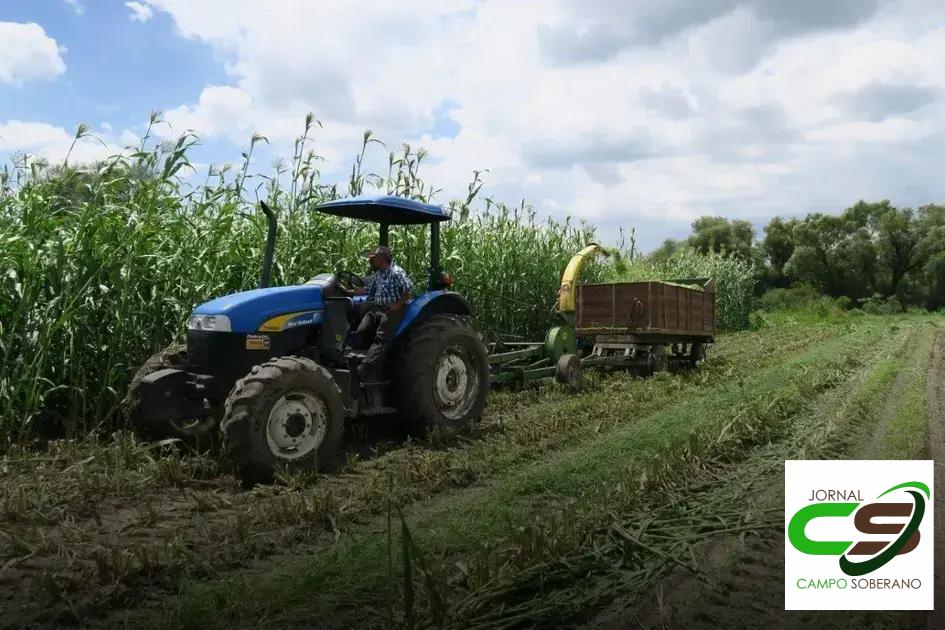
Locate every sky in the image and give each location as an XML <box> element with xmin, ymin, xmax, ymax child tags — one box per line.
<box><xmin>2</xmin><ymin>0</ymin><xmax>945</xmax><ymax>251</ymax></box>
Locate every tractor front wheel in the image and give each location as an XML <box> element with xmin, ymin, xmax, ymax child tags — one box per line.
<box><xmin>397</xmin><ymin>315</ymin><xmax>489</xmax><ymax>434</ymax></box>
<box><xmin>221</xmin><ymin>357</ymin><xmax>345</xmax><ymax>486</ymax></box>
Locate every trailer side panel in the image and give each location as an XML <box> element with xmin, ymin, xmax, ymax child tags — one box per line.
<box><xmin>575</xmin><ymin>278</ymin><xmax>715</xmax><ymax>340</ymax></box>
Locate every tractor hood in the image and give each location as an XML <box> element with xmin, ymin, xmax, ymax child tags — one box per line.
<box><xmin>192</xmin><ymin>285</ymin><xmax>325</xmax><ymax>333</ymax></box>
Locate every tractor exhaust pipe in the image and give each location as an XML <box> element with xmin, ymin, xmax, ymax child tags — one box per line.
<box><xmin>259</xmin><ymin>201</ymin><xmax>277</xmax><ymax>289</ymax></box>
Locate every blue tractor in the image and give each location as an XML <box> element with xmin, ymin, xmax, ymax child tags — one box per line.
<box><xmin>126</xmin><ymin>195</ymin><xmax>489</xmax><ymax>484</ymax></box>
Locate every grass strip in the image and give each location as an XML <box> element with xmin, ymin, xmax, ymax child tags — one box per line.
<box><xmin>879</xmin><ymin>324</ymin><xmax>935</xmax><ymax>459</ymax></box>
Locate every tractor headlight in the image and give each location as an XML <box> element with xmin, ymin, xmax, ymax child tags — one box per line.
<box><xmin>187</xmin><ymin>314</ymin><xmax>231</xmax><ymax>332</ymax></box>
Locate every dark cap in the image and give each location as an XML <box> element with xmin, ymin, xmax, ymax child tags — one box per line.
<box><xmin>360</xmin><ymin>245</ymin><xmax>392</xmax><ymax>261</ymax></box>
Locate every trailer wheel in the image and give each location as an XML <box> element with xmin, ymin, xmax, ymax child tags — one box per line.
<box><xmin>648</xmin><ymin>344</ymin><xmax>669</xmax><ymax>374</ymax></box>
<box><xmin>221</xmin><ymin>357</ymin><xmax>345</xmax><ymax>486</ymax></box>
<box><xmin>555</xmin><ymin>353</ymin><xmax>583</xmax><ymax>393</ymax></box>
<box><xmin>690</xmin><ymin>342</ymin><xmax>707</xmax><ymax>366</ymax></box>
<box><xmin>396</xmin><ymin>315</ymin><xmax>489</xmax><ymax>434</ymax></box>
<box><xmin>125</xmin><ymin>343</ymin><xmax>218</xmax><ymax>447</ymax></box>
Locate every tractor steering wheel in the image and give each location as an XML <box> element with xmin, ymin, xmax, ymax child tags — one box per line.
<box><xmin>336</xmin><ymin>270</ymin><xmax>366</xmax><ymax>292</ymax></box>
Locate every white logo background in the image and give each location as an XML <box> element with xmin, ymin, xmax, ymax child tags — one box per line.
<box><xmin>785</xmin><ymin>460</ymin><xmax>934</xmax><ymax>610</ymax></box>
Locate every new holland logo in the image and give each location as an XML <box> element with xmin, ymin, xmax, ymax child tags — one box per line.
<box><xmin>784</xmin><ymin>460</ymin><xmax>933</xmax><ymax>610</ymax></box>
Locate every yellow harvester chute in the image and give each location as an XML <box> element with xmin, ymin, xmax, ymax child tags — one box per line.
<box><xmin>557</xmin><ymin>243</ymin><xmax>607</xmax><ymax>313</ymax></box>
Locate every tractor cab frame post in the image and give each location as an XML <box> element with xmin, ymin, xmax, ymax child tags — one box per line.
<box><xmin>429</xmin><ymin>221</ymin><xmax>444</xmax><ymax>291</ymax></box>
<box><xmin>379</xmin><ymin>222</ymin><xmax>389</xmax><ymax>247</ymax></box>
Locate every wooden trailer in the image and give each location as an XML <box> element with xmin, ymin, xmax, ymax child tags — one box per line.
<box><xmin>574</xmin><ymin>277</ymin><xmax>715</xmax><ymax>373</ymax></box>
<box><xmin>487</xmin><ymin>242</ymin><xmax>718</xmax><ymax>392</ymax></box>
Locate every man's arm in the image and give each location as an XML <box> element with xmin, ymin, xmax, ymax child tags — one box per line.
<box><xmin>338</xmin><ymin>271</ymin><xmax>373</xmax><ymax>297</ymax></box>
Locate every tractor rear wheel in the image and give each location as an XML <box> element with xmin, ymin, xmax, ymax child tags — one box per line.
<box><xmin>221</xmin><ymin>357</ymin><xmax>345</xmax><ymax>486</ymax></box>
<box><xmin>396</xmin><ymin>315</ymin><xmax>489</xmax><ymax>434</ymax></box>
<box><xmin>125</xmin><ymin>343</ymin><xmax>218</xmax><ymax>448</ymax></box>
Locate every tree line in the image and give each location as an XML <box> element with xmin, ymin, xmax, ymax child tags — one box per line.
<box><xmin>649</xmin><ymin>201</ymin><xmax>945</xmax><ymax>310</ymax></box>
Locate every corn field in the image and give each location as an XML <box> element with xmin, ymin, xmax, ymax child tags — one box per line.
<box><xmin>0</xmin><ymin>115</ymin><xmax>756</xmax><ymax>445</ymax></box>
<box><xmin>0</xmin><ymin>117</ymin><xmax>595</xmax><ymax>443</ymax></box>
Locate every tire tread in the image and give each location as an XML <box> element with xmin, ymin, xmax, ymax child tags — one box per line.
<box><xmin>221</xmin><ymin>356</ymin><xmax>344</xmax><ymax>485</ymax></box>
<box><xmin>396</xmin><ymin>315</ymin><xmax>489</xmax><ymax>433</ymax></box>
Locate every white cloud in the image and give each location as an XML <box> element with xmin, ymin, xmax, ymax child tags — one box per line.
<box><xmin>162</xmin><ymin>85</ymin><xmax>253</xmax><ymax>138</ymax></box>
<box><xmin>0</xmin><ymin>121</ymin><xmax>72</xmax><ymax>149</ymax></box>
<box><xmin>0</xmin><ymin>22</ymin><xmax>66</xmax><ymax>84</ymax></box>
<box><xmin>125</xmin><ymin>1</ymin><xmax>153</xmax><ymax>23</ymax></box>
<box><xmin>137</xmin><ymin>0</ymin><xmax>945</xmax><ymax>249</ymax></box>
<box><xmin>0</xmin><ymin>120</ymin><xmax>125</xmax><ymax>164</ymax></box>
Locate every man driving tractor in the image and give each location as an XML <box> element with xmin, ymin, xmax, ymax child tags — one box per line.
<box><xmin>346</xmin><ymin>245</ymin><xmax>413</xmax><ymax>381</ymax></box>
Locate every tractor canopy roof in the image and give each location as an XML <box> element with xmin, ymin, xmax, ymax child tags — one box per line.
<box><xmin>314</xmin><ymin>195</ymin><xmax>450</xmax><ymax>225</ymax></box>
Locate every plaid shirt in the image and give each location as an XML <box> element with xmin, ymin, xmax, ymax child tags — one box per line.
<box><xmin>365</xmin><ymin>262</ymin><xmax>413</xmax><ymax>306</ymax></box>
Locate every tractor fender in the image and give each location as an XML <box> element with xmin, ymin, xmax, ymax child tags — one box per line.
<box><xmin>395</xmin><ymin>291</ymin><xmax>470</xmax><ymax>337</ymax></box>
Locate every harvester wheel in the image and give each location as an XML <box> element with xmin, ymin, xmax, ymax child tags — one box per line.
<box><xmin>555</xmin><ymin>353</ymin><xmax>583</xmax><ymax>393</ymax></box>
<box><xmin>396</xmin><ymin>315</ymin><xmax>489</xmax><ymax>434</ymax></box>
<box><xmin>221</xmin><ymin>357</ymin><xmax>344</xmax><ymax>486</ymax></box>
<box><xmin>125</xmin><ymin>343</ymin><xmax>218</xmax><ymax>447</ymax></box>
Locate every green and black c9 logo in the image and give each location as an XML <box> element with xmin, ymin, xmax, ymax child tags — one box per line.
<box><xmin>788</xmin><ymin>482</ymin><xmax>929</xmax><ymax>576</ymax></box>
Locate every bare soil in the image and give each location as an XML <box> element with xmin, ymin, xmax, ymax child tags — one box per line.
<box><xmin>0</xmin><ymin>419</ymin><xmax>412</xmax><ymax>629</ymax></box>
<box><xmin>924</xmin><ymin>331</ymin><xmax>945</xmax><ymax>629</ymax></box>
